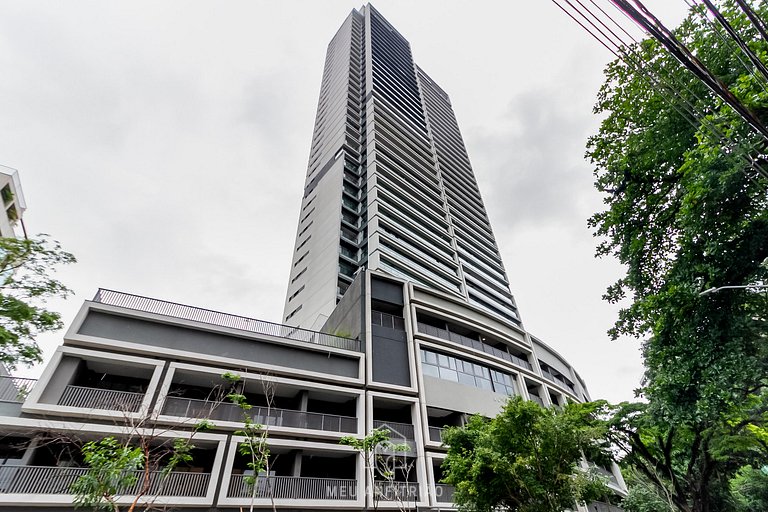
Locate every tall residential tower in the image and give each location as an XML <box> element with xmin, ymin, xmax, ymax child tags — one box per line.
<box><xmin>0</xmin><ymin>6</ymin><xmax>626</xmax><ymax>511</ymax></box>
<box><xmin>284</xmin><ymin>5</ymin><xmax>519</xmax><ymax>330</ymax></box>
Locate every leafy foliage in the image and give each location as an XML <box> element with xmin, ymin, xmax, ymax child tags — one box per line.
<box><xmin>71</xmin><ymin>435</ymin><xmax>195</xmax><ymax>511</ymax></box>
<box><xmin>731</xmin><ymin>465</ymin><xmax>768</xmax><ymax>511</ymax></box>
<box><xmin>71</xmin><ymin>437</ymin><xmax>143</xmax><ymax>511</ymax></box>
<box><xmin>621</xmin><ymin>469</ymin><xmax>677</xmax><ymax>512</ymax></box>
<box><xmin>588</xmin><ymin>2</ymin><xmax>768</xmax><ymax>511</ymax></box>
<box><xmin>222</xmin><ymin>372</ymin><xmax>272</xmax><ymax>510</ymax></box>
<box><xmin>340</xmin><ymin>427</ymin><xmax>412</xmax><ymax>511</ymax></box>
<box><xmin>0</xmin><ymin>235</ymin><xmax>75</xmax><ymax>369</ymax></box>
<box><xmin>440</xmin><ymin>397</ymin><xmax>610</xmax><ymax>512</ymax></box>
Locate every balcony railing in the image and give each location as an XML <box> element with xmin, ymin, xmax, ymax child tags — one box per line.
<box><xmin>540</xmin><ymin>368</ymin><xmax>576</xmax><ymax>393</ymax></box>
<box><xmin>93</xmin><ymin>289</ymin><xmax>362</xmax><ymax>352</ymax></box>
<box><xmin>374</xmin><ymin>481</ymin><xmax>419</xmax><ymax>501</ymax></box>
<box><xmin>371</xmin><ymin>310</ymin><xmax>405</xmax><ymax>330</ymax></box>
<box><xmin>227</xmin><ymin>475</ymin><xmax>357</xmax><ymax>500</ymax></box>
<box><xmin>162</xmin><ymin>396</ymin><xmax>357</xmax><ymax>433</ymax></box>
<box><xmin>0</xmin><ymin>375</ymin><xmax>35</xmax><ymax>403</ymax></box>
<box><xmin>373</xmin><ymin>419</ymin><xmax>415</xmax><ymax>440</ymax></box>
<box><xmin>416</xmin><ymin>322</ymin><xmax>533</xmax><ymax>371</ymax></box>
<box><xmin>428</xmin><ymin>426</ymin><xmax>444</xmax><ymax>443</ymax></box>
<box><xmin>58</xmin><ymin>385</ymin><xmax>144</xmax><ymax>412</ymax></box>
<box><xmin>434</xmin><ymin>483</ymin><xmax>455</xmax><ymax>503</ymax></box>
<box><xmin>0</xmin><ymin>465</ymin><xmax>210</xmax><ymax>496</ymax></box>
<box><xmin>528</xmin><ymin>394</ymin><xmax>545</xmax><ymax>407</ymax></box>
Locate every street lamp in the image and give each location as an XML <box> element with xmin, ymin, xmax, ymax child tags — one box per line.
<box><xmin>699</xmin><ymin>284</ymin><xmax>768</xmax><ymax>296</ymax></box>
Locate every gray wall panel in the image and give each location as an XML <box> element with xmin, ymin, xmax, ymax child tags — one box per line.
<box><xmin>78</xmin><ymin>312</ymin><xmax>359</xmax><ymax>379</ymax></box>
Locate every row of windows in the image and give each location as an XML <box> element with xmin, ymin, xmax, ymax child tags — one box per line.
<box><xmin>420</xmin><ymin>349</ymin><xmax>517</xmax><ymax>396</ymax></box>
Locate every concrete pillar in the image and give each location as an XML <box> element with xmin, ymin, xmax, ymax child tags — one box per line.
<box><xmin>292</xmin><ymin>451</ymin><xmax>303</xmax><ymax>477</ymax></box>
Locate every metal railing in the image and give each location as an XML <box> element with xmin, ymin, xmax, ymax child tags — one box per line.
<box><xmin>93</xmin><ymin>289</ymin><xmax>361</xmax><ymax>352</ymax></box>
<box><xmin>428</xmin><ymin>426</ymin><xmax>444</xmax><ymax>443</ymax></box>
<box><xmin>528</xmin><ymin>394</ymin><xmax>545</xmax><ymax>407</ymax></box>
<box><xmin>58</xmin><ymin>385</ymin><xmax>144</xmax><ymax>412</ymax></box>
<box><xmin>373</xmin><ymin>419</ymin><xmax>415</xmax><ymax>440</ymax></box>
<box><xmin>371</xmin><ymin>310</ymin><xmax>405</xmax><ymax>330</ymax></box>
<box><xmin>540</xmin><ymin>368</ymin><xmax>576</xmax><ymax>393</ymax></box>
<box><xmin>0</xmin><ymin>375</ymin><xmax>35</xmax><ymax>403</ymax></box>
<box><xmin>162</xmin><ymin>396</ymin><xmax>357</xmax><ymax>433</ymax></box>
<box><xmin>434</xmin><ymin>483</ymin><xmax>455</xmax><ymax>503</ymax></box>
<box><xmin>374</xmin><ymin>481</ymin><xmax>419</xmax><ymax>501</ymax></box>
<box><xmin>416</xmin><ymin>322</ymin><xmax>533</xmax><ymax>371</ymax></box>
<box><xmin>227</xmin><ymin>474</ymin><xmax>356</xmax><ymax>500</ymax></box>
<box><xmin>0</xmin><ymin>465</ymin><xmax>210</xmax><ymax>496</ymax></box>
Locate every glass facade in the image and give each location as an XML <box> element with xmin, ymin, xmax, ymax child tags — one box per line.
<box><xmin>420</xmin><ymin>349</ymin><xmax>517</xmax><ymax>396</ymax></box>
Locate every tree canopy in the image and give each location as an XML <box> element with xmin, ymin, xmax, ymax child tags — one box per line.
<box><xmin>441</xmin><ymin>397</ymin><xmax>610</xmax><ymax>512</ymax></box>
<box><xmin>588</xmin><ymin>2</ymin><xmax>768</xmax><ymax>511</ymax></box>
<box><xmin>0</xmin><ymin>235</ymin><xmax>75</xmax><ymax>369</ymax></box>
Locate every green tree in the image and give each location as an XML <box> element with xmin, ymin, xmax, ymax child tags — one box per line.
<box><xmin>222</xmin><ymin>371</ymin><xmax>274</xmax><ymax>512</ymax></box>
<box><xmin>71</xmin><ymin>435</ymin><xmax>194</xmax><ymax>512</ymax></box>
<box><xmin>621</xmin><ymin>468</ymin><xmax>676</xmax><ymax>512</ymax></box>
<box><xmin>731</xmin><ymin>464</ymin><xmax>768</xmax><ymax>511</ymax></box>
<box><xmin>340</xmin><ymin>427</ymin><xmax>412</xmax><ymax>512</ymax></box>
<box><xmin>588</xmin><ymin>2</ymin><xmax>768</xmax><ymax>511</ymax></box>
<box><xmin>0</xmin><ymin>235</ymin><xmax>75</xmax><ymax>369</ymax></box>
<box><xmin>440</xmin><ymin>397</ymin><xmax>610</xmax><ymax>512</ymax></box>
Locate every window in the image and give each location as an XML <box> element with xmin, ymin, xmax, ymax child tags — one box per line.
<box><xmin>420</xmin><ymin>348</ymin><xmax>517</xmax><ymax>396</ymax></box>
<box><xmin>291</xmin><ymin>267</ymin><xmax>308</xmax><ymax>283</ymax></box>
<box><xmin>285</xmin><ymin>305</ymin><xmax>303</xmax><ymax>321</ymax></box>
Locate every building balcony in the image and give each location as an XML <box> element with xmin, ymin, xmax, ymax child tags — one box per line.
<box><xmin>374</xmin><ymin>481</ymin><xmax>420</xmax><ymax>501</ymax></box>
<box><xmin>0</xmin><ymin>465</ymin><xmax>210</xmax><ymax>497</ymax></box>
<box><xmin>428</xmin><ymin>426</ymin><xmax>444</xmax><ymax>443</ymax></box>
<box><xmin>373</xmin><ymin>419</ymin><xmax>415</xmax><ymax>440</ymax></box>
<box><xmin>416</xmin><ymin>321</ymin><xmax>532</xmax><ymax>371</ymax></box>
<box><xmin>57</xmin><ymin>385</ymin><xmax>144</xmax><ymax>412</ymax></box>
<box><xmin>0</xmin><ymin>375</ymin><xmax>35</xmax><ymax>403</ymax></box>
<box><xmin>93</xmin><ymin>289</ymin><xmax>362</xmax><ymax>352</ymax></box>
<box><xmin>528</xmin><ymin>394</ymin><xmax>545</xmax><ymax>407</ymax></box>
<box><xmin>226</xmin><ymin>475</ymin><xmax>357</xmax><ymax>500</ymax></box>
<box><xmin>434</xmin><ymin>483</ymin><xmax>455</xmax><ymax>503</ymax></box>
<box><xmin>162</xmin><ymin>396</ymin><xmax>357</xmax><ymax>433</ymax></box>
<box><xmin>540</xmin><ymin>367</ymin><xmax>576</xmax><ymax>394</ymax></box>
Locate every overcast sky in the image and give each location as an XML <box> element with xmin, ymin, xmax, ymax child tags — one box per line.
<box><xmin>0</xmin><ymin>1</ymin><xmax>689</xmax><ymax>403</ymax></box>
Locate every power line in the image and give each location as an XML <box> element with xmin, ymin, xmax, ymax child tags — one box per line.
<box><xmin>552</xmin><ymin>0</ymin><xmax>768</xmax><ymax>184</ymax></box>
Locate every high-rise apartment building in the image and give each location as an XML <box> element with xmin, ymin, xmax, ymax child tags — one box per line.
<box><xmin>284</xmin><ymin>5</ymin><xmax>518</xmax><ymax>330</ymax></box>
<box><xmin>0</xmin><ymin>6</ymin><xmax>627</xmax><ymax>512</ymax></box>
<box><xmin>0</xmin><ymin>165</ymin><xmax>26</xmax><ymax>239</ymax></box>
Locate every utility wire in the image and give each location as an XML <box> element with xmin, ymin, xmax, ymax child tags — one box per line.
<box><xmin>734</xmin><ymin>0</ymin><xmax>768</xmax><ymax>45</ymax></box>
<box><xmin>696</xmin><ymin>0</ymin><xmax>768</xmax><ymax>84</ymax></box>
<box><xmin>685</xmin><ymin>0</ymin><xmax>768</xmax><ymax>95</ymax></box>
<box><xmin>552</xmin><ymin>0</ymin><xmax>768</xmax><ymax>184</ymax></box>
<box><xmin>612</xmin><ymin>0</ymin><xmax>768</xmax><ymax>142</ymax></box>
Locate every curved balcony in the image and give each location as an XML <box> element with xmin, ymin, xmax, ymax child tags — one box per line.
<box><xmin>416</xmin><ymin>322</ymin><xmax>532</xmax><ymax>371</ymax></box>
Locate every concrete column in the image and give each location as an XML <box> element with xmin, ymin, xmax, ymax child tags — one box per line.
<box><xmin>292</xmin><ymin>451</ymin><xmax>303</xmax><ymax>477</ymax></box>
<box><xmin>298</xmin><ymin>390</ymin><xmax>309</xmax><ymax>412</ymax></box>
